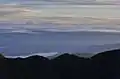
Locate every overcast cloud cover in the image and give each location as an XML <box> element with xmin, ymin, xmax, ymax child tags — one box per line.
<box><xmin>0</xmin><ymin>0</ymin><xmax>120</xmax><ymax>27</ymax></box>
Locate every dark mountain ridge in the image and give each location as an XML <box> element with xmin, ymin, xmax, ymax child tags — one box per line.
<box><xmin>0</xmin><ymin>49</ymin><xmax>120</xmax><ymax>79</ymax></box>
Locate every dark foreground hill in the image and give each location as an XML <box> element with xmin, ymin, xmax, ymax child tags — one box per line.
<box><xmin>0</xmin><ymin>49</ymin><xmax>120</xmax><ymax>79</ymax></box>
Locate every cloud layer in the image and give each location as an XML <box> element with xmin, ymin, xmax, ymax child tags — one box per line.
<box><xmin>0</xmin><ymin>0</ymin><xmax>120</xmax><ymax>25</ymax></box>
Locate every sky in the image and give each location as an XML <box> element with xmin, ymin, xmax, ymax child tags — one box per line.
<box><xmin>1</xmin><ymin>0</ymin><xmax>120</xmax><ymax>56</ymax></box>
<box><xmin>0</xmin><ymin>0</ymin><xmax>120</xmax><ymax>25</ymax></box>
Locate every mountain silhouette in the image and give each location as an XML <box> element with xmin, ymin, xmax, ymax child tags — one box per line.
<box><xmin>0</xmin><ymin>49</ymin><xmax>120</xmax><ymax>79</ymax></box>
<box><xmin>91</xmin><ymin>49</ymin><xmax>120</xmax><ymax>79</ymax></box>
